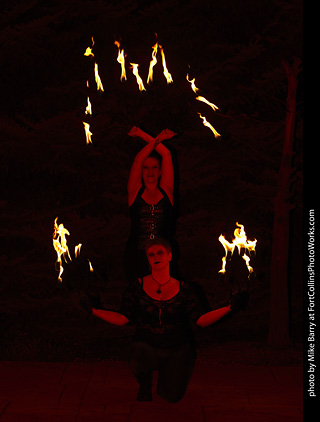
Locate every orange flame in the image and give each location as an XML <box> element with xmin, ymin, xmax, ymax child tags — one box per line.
<box><xmin>53</xmin><ymin>218</ymin><xmax>72</xmax><ymax>283</ymax></box>
<box><xmin>186</xmin><ymin>74</ymin><xmax>199</xmax><ymax>93</ymax></box>
<box><xmin>75</xmin><ymin>243</ymin><xmax>82</xmax><ymax>258</ymax></box>
<box><xmin>84</xmin><ymin>37</ymin><xmax>95</xmax><ymax>57</ymax></box>
<box><xmin>114</xmin><ymin>41</ymin><xmax>127</xmax><ymax>81</ymax></box>
<box><xmin>196</xmin><ymin>96</ymin><xmax>219</xmax><ymax>111</ymax></box>
<box><xmin>159</xmin><ymin>45</ymin><xmax>173</xmax><ymax>83</ymax></box>
<box><xmin>218</xmin><ymin>222</ymin><xmax>257</xmax><ymax>276</ymax></box>
<box><xmin>83</xmin><ymin>121</ymin><xmax>93</xmax><ymax>144</ymax></box>
<box><xmin>85</xmin><ymin>97</ymin><xmax>92</xmax><ymax>115</ymax></box>
<box><xmin>88</xmin><ymin>259</ymin><xmax>94</xmax><ymax>272</ymax></box>
<box><xmin>198</xmin><ymin>113</ymin><xmax>220</xmax><ymax>138</ymax></box>
<box><xmin>147</xmin><ymin>42</ymin><xmax>158</xmax><ymax>84</ymax></box>
<box><xmin>130</xmin><ymin>63</ymin><xmax>146</xmax><ymax>91</ymax></box>
<box><xmin>94</xmin><ymin>62</ymin><xmax>104</xmax><ymax>92</ymax></box>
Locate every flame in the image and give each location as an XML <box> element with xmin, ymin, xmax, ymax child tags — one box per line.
<box><xmin>84</xmin><ymin>37</ymin><xmax>95</xmax><ymax>57</ymax></box>
<box><xmin>114</xmin><ymin>41</ymin><xmax>127</xmax><ymax>81</ymax></box>
<box><xmin>75</xmin><ymin>243</ymin><xmax>82</xmax><ymax>258</ymax></box>
<box><xmin>84</xmin><ymin>47</ymin><xmax>94</xmax><ymax>57</ymax></box>
<box><xmin>159</xmin><ymin>45</ymin><xmax>173</xmax><ymax>83</ymax></box>
<box><xmin>147</xmin><ymin>42</ymin><xmax>158</xmax><ymax>84</ymax></box>
<box><xmin>186</xmin><ymin>74</ymin><xmax>199</xmax><ymax>93</ymax></box>
<box><xmin>83</xmin><ymin>121</ymin><xmax>93</xmax><ymax>144</ymax></box>
<box><xmin>198</xmin><ymin>113</ymin><xmax>220</xmax><ymax>138</ymax></box>
<box><xmin>196</xmin><ymin>96</ymin><xmax>219</xmax><ymax>111</ymax></box>
<box><xmin>53</xmin><ymin>218</ymin><xmax>72</xmax><ymax>283</ymax></box>
<box><xmin>85</xmin><ymin>97</ymin><xmax>92</xmax><ymax>115</ymax></box>
<box><xmin>94</xmin><ymin>62</ymin><xmax>104</xmax><ymax>92</ymax></box>
<box><xmin>130</xmin><ymin>63</ymin><xmax>146</xmax><ymax>91</ymax></box>
<box><xmin>218</xmin><ymin>222</ymin><xmax>257</xmax><ymax>276</ymax></box>
<box><xmin>88</xmin><ymin>259</ymin><xmax>94</xmax><ymax>272</ymax></box>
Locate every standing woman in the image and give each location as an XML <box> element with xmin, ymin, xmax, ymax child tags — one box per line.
<box><xmin>124</xmin><ymin>126</ymin><xmax>179</xmax><ymax>282</ymax></box>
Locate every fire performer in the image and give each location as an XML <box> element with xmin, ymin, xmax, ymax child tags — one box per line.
<box><xmin>124</xmin><ymin>126</ymin><xmax>179</xmax><ymax>282</ymax></box>
<box><xmin>82</xmin><ymin>237</ymin><xmax>249</xmax><ymax>403</ymax></box>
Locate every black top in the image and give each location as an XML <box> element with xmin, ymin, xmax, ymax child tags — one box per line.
<box><xmin>127</xmin><ymin>186</ymin><xmax>175</xmax><ymax>250</ymax></box>
<box><xmin>119</xmin><ymin>278</ymin><xmax>207</xmax><ymax>349</ymax></box>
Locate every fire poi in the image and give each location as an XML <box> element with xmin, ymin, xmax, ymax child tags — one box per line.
<box><xmin>218</xmin><ymin>222</ymin><xmax>257</xmax><ymax>277</ymax></box>
<box><xmin>130</xmin><ymin>63</ymin><xmax>146</xmax><ymax>91</ymax></box>
<box><xmin>114</xmin><ymin>40</ymin><xmax>127</xmax><ymax>81</ymax></box>
<box><xmin>197</xmin><ymin>113</ymin><xmax>220</xmax><ymax>138</ymax></box>
<box><xmin>94</xmin><ymin>62</ymin><xmax>104</xmax><ymax>92</ymax></box>
<box><xmin>85</xmin><ymin>97</ymin><xmax>92</xmax><ymax>115</ymax></box>
<box><xmin>147</xmin><ymin>42</ymin><xmax>158</xmax><ymax>84</ymax></box>
<box><xmin>53</xmin><ymin>218</ymin><xmax>72</xmax><ymax>283</ymax></box>
<box><xmin>82</xmin><ymin>121</ymin><xmax>93</xmax><ymax>144</ymax></box>
<box><xmin>159</xmin><ymin>44</ymin><xmax>173</xmax><ymax>84</ymax></box>
<box><xmin>81</xmin><ymin>36</ymin><xmax>223</xmax><ymax>147</ymax></box>
<box><xmin>187</xmin><ymin>72</ymin><xmax>220</xmax><ymax>137</ymax></box>
<box><xmin>84</xmin><ymin>37</ymin><xmax>95</xmax><ymax>57</ymax></box>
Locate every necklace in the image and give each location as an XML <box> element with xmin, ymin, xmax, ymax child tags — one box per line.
<box><xmin>151</xmin><ymin>274</ymin><xmax>171</xmax><ymax>294</ymax></box>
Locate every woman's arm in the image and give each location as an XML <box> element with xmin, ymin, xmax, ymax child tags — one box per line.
<box><xmin>128</xmin><ymin>127</ymin><xmax>175</xmax><ymax>204</ymax></box>
<box><xmin>127</xmin><ymin>135</ymin><xmax>159</xmax><ymax>206</ymax></box>
<box><xmin>196</xmin><ymin>305</ymin><xmax>231</xmax><ymax>328</ymax></box>
<box><xmin>155</xmin><ymin>130</ymin><xmax>175</xmax><ymax>205</ymax></box>
<box><xmin>92</xmin><ymin>309</ymin><xmax>129</xmax><ymax>326</ymax></box>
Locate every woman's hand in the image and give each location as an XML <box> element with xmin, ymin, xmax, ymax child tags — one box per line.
<box><xmin>128</xmin><ymin>126</ymin><xmax>141</xmax><ymax>137</ymax></box>
<box><xmin>80</xmin><ymin>291</ymin><xmax>102</xmax><ymax>315</ymax></box>
<box><xmin>158</xmin><ymin>129</ymin><xmax>177</xmax><ymax>141</ymax></box>
<box><xmin>229</xmin><ymin>290</ymin><xmax>250</xmax><ymax>313</ymax></box>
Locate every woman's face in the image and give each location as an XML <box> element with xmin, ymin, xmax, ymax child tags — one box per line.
<box><xmin>142</xmin><ymin>157</ymin><xmax>161</xmax><ymax>186</ymax></box>
<box><xmin>146</xmin><ymin>245</ymin><xmax>172</xmax><ymax>270</ymax></box>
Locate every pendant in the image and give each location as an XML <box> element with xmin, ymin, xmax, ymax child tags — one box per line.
<box><xmin>156</xmin><ymin>287</ymin><xmax>161</xmax><ymax>294</ymax></box>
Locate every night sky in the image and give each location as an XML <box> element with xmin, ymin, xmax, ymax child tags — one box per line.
<box><xmin>0</xmin><ymin>0</ymin><xmax>303</xmax><ymax>362</ymax></box>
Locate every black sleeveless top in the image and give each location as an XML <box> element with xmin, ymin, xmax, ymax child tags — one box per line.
<box><xmin>127</xmin><ymin>186</ymin><xmax>175</xmax><ymax>250</ymax></box>
<box><xmin>119</xmin><ymin>278</ymin><xmax>206</xmax><ymax>349</ymax></box>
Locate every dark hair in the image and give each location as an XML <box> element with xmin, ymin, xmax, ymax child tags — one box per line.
<box><xmin>144</xmin><ymin>237</ymin><xmax>172</xmax><ymax>254</ymax></box>
<box><xmin>147</xmin><ymin>150</ymin><xmax>162</xmax><ymax>165</ymax></box>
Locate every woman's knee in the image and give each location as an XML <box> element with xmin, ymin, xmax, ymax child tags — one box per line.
<box><xmin>158</xmin><ymin>388</ymin><xmax>185</xmax><ymax>403</ymax></box>
<box><xmin>128</xmin><ymin>342</ymin><xmax>157</xmax><ymax>374</ymax></box>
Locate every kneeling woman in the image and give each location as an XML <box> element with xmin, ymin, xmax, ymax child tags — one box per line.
<box><xmin>90</xmin><ymin>238</ymin><xmax>248</xmax><ymax>403</ymax></box>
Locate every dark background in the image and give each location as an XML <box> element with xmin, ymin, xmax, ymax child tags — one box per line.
<box><xmin>0</xmin><ymin>0</ymin><xmax>303</xmax><ymax>363</ymax></box>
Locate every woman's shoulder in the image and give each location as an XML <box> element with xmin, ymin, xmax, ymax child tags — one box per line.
<box><xmin>158</xmin><ymin>186</ymin><xmax>174</xmax><ymax>207</ymax></box>
<box><xmin>128</xmin><ymin>185</ymin><xmax>144</xmax><ymax>208</ymax></box>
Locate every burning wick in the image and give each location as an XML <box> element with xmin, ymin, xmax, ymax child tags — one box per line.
<box><xmin>53</xmin><ymin>218</ymin><xmax>72</xmax><ymax>283</ymax></box>
<box><xmin>159</xmin><ymin>45</ymin><xmax>173</xmax><ymax>83</ymax></box>
<box><xmin>114</xmin><ymin>41</ymin><xmax>127</xmax><ymax>81</ymax></box>
<box><xmin>84</xmin><ymin>37</ymin><xmax>95</xmax><ymax>57</ymax></box>
<box><xmin>147</xmin><ymin>42</ymin><xmax>158</xmax><ymax>84</ymax></box>
<box><xmin>198</xmin><ymin>113</ymin><xmax>220</xmax><ymax>138</ymax></box>
<box><xmin>94</xmin><ymin>62</ymin><xmax>104</xmax><ymax>92</ymax></box>
<box><xmin>218</xmin><ymin>222</ymin><xmax>257</xmax><ymax>277</ymax></box>
<box><xmin>196</xmin><ymin>96</ymin><xmax>219</xmax><ymax>111</ymax></box>
<box><xmin>85</xmin><ymin>97</ymin><xmax>92</xmax><ymax>115</ymax></box>
<box><xmin>130</xmin><ymin>63</ymin><xmax>146</xmax><ymax>91</ymax></box>
<box><xmin>83</xmin><ymin>122</ymin><xmax>93</xmax><ymax>144</ymax></box>
<box><xmin>75</xmin><ymin>243</ymin><xmax>82</xmax><ymax>258</ymax></box>
<box><xmin>186</xmin><ymin>74</ymin><xmax>199</xmax><ymax>93</ymax></box>
<box><xmin>88</xmin><ymin>259</ymin><xmax>94</xmax><ymax>272</ymax></box>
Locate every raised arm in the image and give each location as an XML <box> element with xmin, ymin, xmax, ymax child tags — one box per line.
<box><xmin>155</xmin><ymin>129</ymin><xmax>175</xmax><ymax>205</ymax></box>
<box><xmin>92</xmin><ymin>309</ymin><xmax>129</xmax><ymax>326</ymax></box>
<box><xmin>127</xmin><ymin>136</ymin><xmax>159</xmax><ymax>206</ymax></box>
<box><xmin>128</xmin><ymin>126</ymin><xmax>176</xmax><ymax>204</ymax></box>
